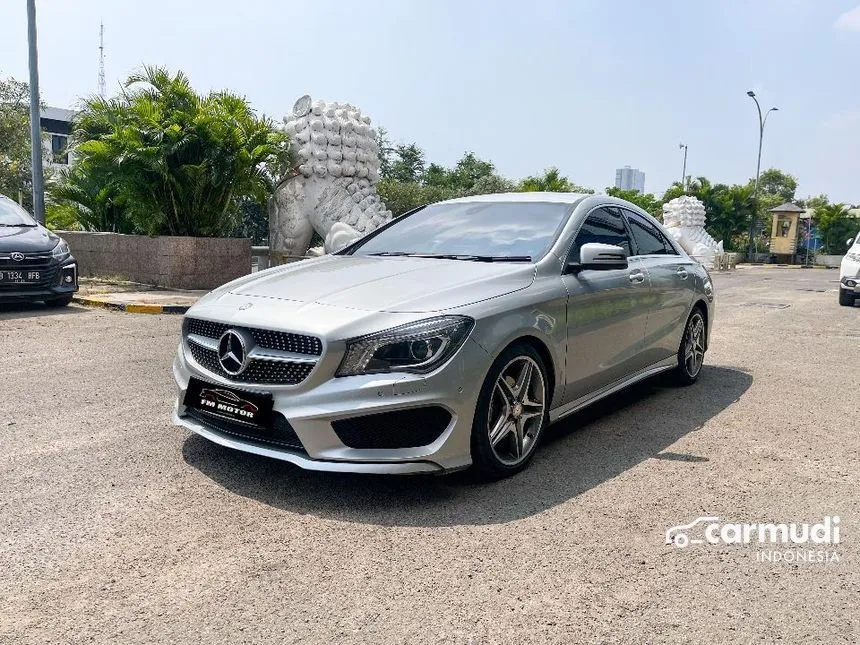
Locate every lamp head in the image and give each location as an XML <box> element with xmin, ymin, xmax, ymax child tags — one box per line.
<box><xmin>747</xmin><ymin>90</ymin><xmax>756</xmax><ymax>97</ymax></box>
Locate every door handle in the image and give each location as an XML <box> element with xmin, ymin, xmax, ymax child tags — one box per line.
<box><xmin>676</xmin><ymin>267</ymin><xmax>688</xmax><ymax>280</ymax></box>
<box><xmin>628</xmin><ymin>271</ymin><xmax>645</xmax><ymax>284</ymax></box>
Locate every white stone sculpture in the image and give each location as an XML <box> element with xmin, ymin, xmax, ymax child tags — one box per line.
<box><xmin>268</xmin><ymin>95</ymin><xmax>393</xmax><ymax>260</ymax></box>
<box><xmin>662</xmin><ymin>195</ymin><xmax>724</xmax><ymax>268</ymax></box>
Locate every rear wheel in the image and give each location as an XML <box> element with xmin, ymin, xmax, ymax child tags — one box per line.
<box><xmin>45</xmin><ymin>295</ymin><xmax>73</xmax><ymax>307</ymax></box>
<box><xmin>839</xmin><ymin>290</ymin><xmax>855</xmax><ymax>307</ymax></box>
<box><xmin>471</xmin><ymin>343</ymin><xmax>549</xmax><ymax>478</ymax></box>
<box><xmin>672</xmin><ymin>308</ymin><xmax>706</xmax><ymax>386</ymax></box>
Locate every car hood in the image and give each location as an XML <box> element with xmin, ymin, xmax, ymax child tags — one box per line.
<box><xmin>0</xmin><ymin>224</ymin><xmax>59</xmax><ymax>253</ymax></box>
<box><xmin>228</xmin><ymin>255</ymin><xmax>535</xmax><ymax>313</ymax></box>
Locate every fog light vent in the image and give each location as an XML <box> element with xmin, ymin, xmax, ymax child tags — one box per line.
<box><xmin>331</xmin><ymin>406</ymin><xmax>452</xmax><ymax>449</ymax></box>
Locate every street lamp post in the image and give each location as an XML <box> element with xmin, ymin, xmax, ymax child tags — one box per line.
<box><xmin>746</xmin><ymin>90</ymin><xmax>778</xmax><ymax>261</ymax></box>
<box><xmin>27</xmin><ymin>0</ymin><xmax>45</xmax><ymax>224</ymax></box>
<box><xmin>679</xmin><ymin>143</ymin><xmax>688</xmax><ymax>191</ymax></box>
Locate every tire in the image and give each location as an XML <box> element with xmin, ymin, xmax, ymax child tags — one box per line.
<box><xmin>672</xmin><ymin>308</ymin><xmax>706</xmax><ymax>386</ymax></box>
<box><xmin>470</xmin><ymin>342</ymin><xmax>550</xmax><ymax>479</ymax></box>
<box><xmin>45</xmin><ymin>295</ymin><xmax>73</xmax><ymax>307</ymax></box>
<box><xmin>839</xmin><ymin>290</ymin><xmax>855</xmax><ymax>307</ymax></box>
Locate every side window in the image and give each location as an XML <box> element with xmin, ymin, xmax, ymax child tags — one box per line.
<box><xmin>625</xmin><ymin>210</ymin><xmax>677</xmax><ymax>256</ymax></box>
<box><xmin>569</xmin><ymin>207</ymin><xmax>632</xmax><ymax>263</ymax></box>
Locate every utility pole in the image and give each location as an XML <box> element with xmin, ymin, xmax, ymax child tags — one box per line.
<box><xmin>26</xmin><ymin>0</ymin><xmax>45</xmax><ymax>224</ymax></box>
<box><xmin>98</xmin><ymin>21</ymin><xmax>106</xmax><ymax>98</ymax></box>
<box><xmin>746</xmin><ymin>91</ymin><xmax>778</xmax><ymax>262</ymax></box>
<box><xmin>679</xmin><ymin>143</ymin><xmax>688</xmax><ymax>191</ymax></box>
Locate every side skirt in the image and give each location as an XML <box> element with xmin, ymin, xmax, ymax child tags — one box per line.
<box><xmin>548</xmin><ymin>356</ymin><xmax>678</xmax><ymax>424</ymax></box>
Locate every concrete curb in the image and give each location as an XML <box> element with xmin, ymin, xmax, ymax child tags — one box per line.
<box><xmin>73</xmin><ymin>295</ymin><xmax>190</xmax><ymax>315</ymax></box>
<box><xmin>737</xmin><ymin>264</ymin><xmax>832</xmax><ymax>270</ymax></box>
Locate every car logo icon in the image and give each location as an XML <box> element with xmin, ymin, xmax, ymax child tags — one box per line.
<box><xmin>218</xmin><ymin>330</ymin><xmax>249</xmax><ymax>375</ymax></box>
<box><xmin>11</xmin><ymin>252</ymin><xmax>24</xmax><ymax>262</ymax></box>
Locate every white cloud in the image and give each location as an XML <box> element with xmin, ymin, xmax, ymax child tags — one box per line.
<box><xmin>834</xmin><ymin>5</ymin><xmax>860</xmax><ymax>31</ymax></box>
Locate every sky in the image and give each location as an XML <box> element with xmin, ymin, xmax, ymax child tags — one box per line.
<box><xmin>1</xmin><ymin>0</ymin><xmax>858</xmax><ymax>203</ymax></box>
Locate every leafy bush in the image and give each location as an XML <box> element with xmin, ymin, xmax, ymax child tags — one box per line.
<box><xmin>51</xmin><ymin>66</ymin><xmax>289</xmax><ymax>237</ymax></box>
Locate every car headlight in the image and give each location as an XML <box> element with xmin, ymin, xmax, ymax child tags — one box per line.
<box><xmin>336</xmin><ymin>316</ymin><xmax>474</xmax><ymax>376</ymax></box>
<box><xmin>847</xmin><ymin>252</ymin><xmax>860</xmax><ymax>262</ymax></box>
<box><xmin>51</xmin><ymin>239</ymin><xmax>70</xmax><ymax>262</ymax></box>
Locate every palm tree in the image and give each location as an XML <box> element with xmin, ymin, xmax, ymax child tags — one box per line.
<box><xmin>54</xmin><ymin>66</ymin><xmax>290</xmax><ymax>236</ymax></box>
<box><xmin>519</xmin><ymin>167</ymin><xmax>573</xmax><ymax>192</ymax></box>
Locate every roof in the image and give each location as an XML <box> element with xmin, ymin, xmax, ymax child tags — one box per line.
<box><xmin>442</xmin><ymin>192</ymin><xmax>591</xmax><ymax>205</ymax></box>
<box><xmin>768</xmin><ymin>202</ymin><xmax>804</xmax><ymax>213</ymax></box>
<box><xmin>40</xmin><ymin>106</ymin><xmax>76</xmax><ymax>122</ymax></box>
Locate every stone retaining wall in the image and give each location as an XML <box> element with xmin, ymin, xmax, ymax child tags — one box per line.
<box><xmin>57</xmin><ymin>232</ymin><xmax>251</xmax><ymax>290</ymax></box>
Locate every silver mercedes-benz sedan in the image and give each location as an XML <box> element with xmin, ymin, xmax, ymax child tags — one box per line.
<box><xmin>172</xmin><ymin>192</ymin><xmax>714</xmax><ymax>478</ymax></box>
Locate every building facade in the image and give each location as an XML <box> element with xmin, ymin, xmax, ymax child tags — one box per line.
<box><xmin>614</xmin><ymin>166</ymin><xmax>645</xmax><ymax>194</ymax></box>
<box><xmin>40</xmin><ymin>106</ymin><xmax>76</xmax><ymax>171</ymax></box>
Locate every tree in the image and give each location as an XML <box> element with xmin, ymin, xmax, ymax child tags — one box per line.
<box><xmin>388</xmin><ymin>143</ymin><xmax>425</xmax><ymax>184</ymax></box>
<box><xmin>56</xmin><ymin>66</ymin><xmax>290</xmax><ymax>236</ymax></box>
<box><xmin>375</xmin><ymin>127</ymin><xmax>395</xmax><ymax>180</ymax></box>
<box><xmin>756</xmin><ymin>168</ymin><xmax>797</xmax><ymax>203</ymax></box>
<box><xmin>377</xmin><ymin>179</ymin><xmax>457</xmax><ymax>217</ymax></box>
<box><xmin>519</xmin><ymin>167</ymin><xmax>593</xmax><ymax>193</ymax></box>
<box><xmin>814</xmin><ymin>203</ymin><xmax>859</xmax><ymax>254</ymax></box>
<box><xmin>0</xmin><ymin>76</ymin><xmax>47</xmax><ymax>211</ymax></box>
<box><xmin>605</xmin><ymin>187</ymin><xmax>662</xmax><ymax>218</ymax></box>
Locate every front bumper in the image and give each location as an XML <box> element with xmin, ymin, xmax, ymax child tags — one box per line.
<box><xmin>173</xmin><ymin>337</ymin><xmax>490</xmax><ymax>474</ymax></box>
<box><xmin>0</xmin><ymin>259</ymin><xmax>78</xmax><ymax>302</ymax></box>
<box><xmin>839</xmin><ymin>276</ymin><xmax>860</xmax><ymax>294</ymax></box>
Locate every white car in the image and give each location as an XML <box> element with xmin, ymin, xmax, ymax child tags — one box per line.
<box><xmin>839</xmin><ymin>235</ymin><xmax>860</xmax><ymax>307</ymax></box>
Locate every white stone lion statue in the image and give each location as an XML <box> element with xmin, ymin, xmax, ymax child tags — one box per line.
<box><xmin>268</xmin><ymin>95</ymin><xmax>393</xmax><ymax>260</ymax></box>
<box><xmin>662</xmin><ymin>196</ymin><xmax>724</xmax><ymax>268</ymax></box>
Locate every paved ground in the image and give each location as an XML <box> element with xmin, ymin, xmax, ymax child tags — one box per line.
<box><xmin>1</xmin><ymin>268</ymin><xmax>857</xmax><ymax>644</ymax></box>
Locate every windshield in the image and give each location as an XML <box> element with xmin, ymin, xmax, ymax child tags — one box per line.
<box><xmin>350</xmin><ymin>201</ymin><xmax>572</xmax><ymax>261</ymax></box>
<box><xmin>0</xmin><ymin>200</ymin><xmax>37</xmax><ymax>227</ymax></box>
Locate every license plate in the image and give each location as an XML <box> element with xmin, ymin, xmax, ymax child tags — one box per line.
<box><xmin>0</xmin><ymin>270</ymin><xmax>40</xmax><ymax>283</ymax></box>
<box><xmin>184</xmin><ymin>377</ymin><xmax>273</xmax><ymax>426</ymax></box>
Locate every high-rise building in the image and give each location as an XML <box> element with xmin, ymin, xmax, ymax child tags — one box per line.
<box><xmin>614</xmin><ymin>166</ymin><xmax>645</xmax><ymax>194</ymax></box>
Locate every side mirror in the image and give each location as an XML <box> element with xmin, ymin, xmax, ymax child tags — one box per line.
<box><xmin>848</xmin><ymin>237</ymin><xmax>856</xmax><ymax>249</ymax></box>
<box><xmin>566</xmin><ymin>243</ymin><xmax>629</xmax><ymax>273</ymax></box>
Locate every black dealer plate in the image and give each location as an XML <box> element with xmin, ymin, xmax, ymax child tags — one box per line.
<box><xmin>184</xmin><ymin>377</ymin><xmax>273</xmax><ymax>426</ymax></box>
<box><xmin>0</xmin><ymin>270</ymin><xmax>40</xmax><ymax>283</ymax></box>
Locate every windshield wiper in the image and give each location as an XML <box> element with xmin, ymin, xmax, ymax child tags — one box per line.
<box><xmin>0</xmin><ymin>223</ymin><xmax>37</xmax><ymax>227</ymax></box>
<box><xmin>366</xmin><ymin>251</ymin><xmax>532</xmax><ymax>262</ymax></box>
<box><xmin>411</xmin><ymin>253</ymin><xmax>532</xmax><ymax>262</ymax></box>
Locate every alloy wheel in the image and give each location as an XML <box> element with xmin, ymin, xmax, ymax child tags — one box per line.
<box><xmin>487</xmin><ymin>356</ymin><xmax>546</xmax><ymax>466</ymax></box>
<box><xmin>683</xmin><ymin>312</ymin><xmax>705</xmax><ymax>378</ymax></box>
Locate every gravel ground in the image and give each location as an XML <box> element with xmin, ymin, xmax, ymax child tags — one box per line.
<box><xmin>1</xmin><ymin>267</ymin><xmax>858</xmax><ymax>644</ymax></box>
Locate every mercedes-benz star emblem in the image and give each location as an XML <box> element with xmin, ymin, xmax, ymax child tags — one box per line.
<box><xmin>11</xmin><ymin>252</ymin><xmax>24</xmax><ymax>262</ymax></box>
<box><xmin>218</xmin><ymin>330</ymin><xmax>248</xmax><ymax>376</ymax></box>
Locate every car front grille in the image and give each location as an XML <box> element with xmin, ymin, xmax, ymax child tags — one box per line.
<box><xmin>184</xmin><ymin>318</ymin><xmax>322</xmax><ymax>356</ymax></box>
<box><xmin>186</xmin><ymin>408</ymin><xmax>306</xmax><ymax>453</ymax></box>
<box><xmin>0</xmin><ymin>253</ymin><xmax>59</xmax><ymax>291</ymax></box>
<box><xmin>183</xmin><ymin>317</ymin><xmax>322</xmax><ymax>386</ymax></box>
<box><xmin>331</xmin><ymin>406</ymin><xmax>453</xmax><ymax>449</ymax></box>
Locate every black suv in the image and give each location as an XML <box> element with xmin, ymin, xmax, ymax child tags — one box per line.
<box><xmin>0</xmin><ymin>195</ymin><xmax>78</xmax><ymax>306</ymax></box>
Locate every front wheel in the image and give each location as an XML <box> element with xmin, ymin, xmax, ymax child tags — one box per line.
<box><xmin>672</xmin><ymin>308</ymin><xmax>706</xmax><ymax>386</ymax></box>
<box><xmin>470</xmin><ymin>343</ymin><xmax>550</xmax><ymax>479</ymax></box>
<box><xmin>839</xmin><ymin>290</ymin><xmax>855</xmax><ymax>307</ymax></box>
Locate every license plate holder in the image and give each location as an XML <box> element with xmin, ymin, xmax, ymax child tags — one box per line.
<box><xmin>184</xmin><ymin>377</ymin><xmax>273</xmax><ymax>426</ymax></box>
<box><xmin>0</xmin><ymin>270</ymin><xmax>40</xmax><ymax>283</ymax></box>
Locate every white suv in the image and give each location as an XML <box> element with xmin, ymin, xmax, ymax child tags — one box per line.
<box><xmin>840</xmin><ymin>236</ymin><xmax>860</xmax><ymax>307</ymax></box>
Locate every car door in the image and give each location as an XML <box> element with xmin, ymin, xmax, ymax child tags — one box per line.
<box><xmin>622</xmin><ymin>209</ymin><xmax>696</xmax><ymax>365</ymax></box>
<box><xmin>561</xmin><ymin>206</ymin><xmax>652</xmax><ymax>404</ymax></box>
